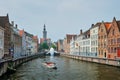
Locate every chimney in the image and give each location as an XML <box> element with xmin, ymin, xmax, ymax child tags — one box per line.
<box><xmin>7</xmin><ymin>13</ymin><xmax>9</xmax><ymax>17</ymax></box>
<box><xmin>11</xmin><ymin>21</ymin><xmax>14</xmax><ymax>26</ymax></box>
<box><xmin>91</xmin><ymin>24</ymin><xmax>94</xmax><ymax>28</ymax></box>
<box><xmin>80</xmin><ymin>29</ymin><xmax>82</xmax><ymax>34</ymax></box>
<box><xmin>15</xmin><ymin>24</ymin><xmax>18</xmax><ymax>28</ymax></box>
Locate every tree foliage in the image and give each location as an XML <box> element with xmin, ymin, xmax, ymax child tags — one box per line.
<box><xmin>39</xmin><ymin>42</ymin><xmax>49</xmax><ymax>51</ymax></box>
<box><xmin>51</xmin><ymin>43</ymin><xmax>57</xmax><ymax>50</ymax></box>
<box><xmin>41</xmin><ymin>42</ymin><xmax>49</xmax><ymax>49</ymax></box>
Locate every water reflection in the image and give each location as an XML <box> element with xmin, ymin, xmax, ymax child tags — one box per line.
<box><xmin>2</xmin><ymin>56</ymin><xmax>120</xmax><ymax>80</ymax></box>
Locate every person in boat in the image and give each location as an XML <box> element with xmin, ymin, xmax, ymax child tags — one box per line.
<box><xmin>44</xmin><ymin>62</ymin><xmax>57</xmax><ymax>69</ymax></box>
<box><xmin>45</xmin><ymin>62</ymin><xmax>56</xmax><ymax>65</ymax></box>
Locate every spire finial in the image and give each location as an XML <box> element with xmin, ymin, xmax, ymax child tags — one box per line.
<box><xmin>44</xmin><ymin>24</ymin><xmax>46</xmax><ymax>31</ymax></box>
<box><xmin>113</xmin><ymin>17</ymin><xmax>116</xmax><ymax>21</ymax></box>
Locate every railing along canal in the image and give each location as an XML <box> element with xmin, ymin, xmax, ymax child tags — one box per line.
<box><xmin>0</xmin><ymin>52</ymin><xmax>45</xmax><ymax>77</ymax></box>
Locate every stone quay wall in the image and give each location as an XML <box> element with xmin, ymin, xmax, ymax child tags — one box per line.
<box><xmin>0</xmin><ymin>53</ymin><xmax>44</xmax><ymax>77</ymax></box>
<box><xmin>61</xmin><ymin>53</ymin><xmax>120</xmax><ymax>67</ymax></box>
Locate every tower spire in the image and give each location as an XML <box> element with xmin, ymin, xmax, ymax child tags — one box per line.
<box><xmin>43</xmin><ymin>24</ymin><xmax>47</xmax><ymax>42</ymax></box>
<box><xmin>44</xmin><ymin>24</ymin><xmax>46</xmax><ymax>31</ymax></box>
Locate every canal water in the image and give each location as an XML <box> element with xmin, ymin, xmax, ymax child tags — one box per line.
<box><xmin>2</xmin><ymin>56</ymin><xmax>120</xmax><ymax>80</ymax></box>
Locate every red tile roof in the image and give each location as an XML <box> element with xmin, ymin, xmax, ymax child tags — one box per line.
<box><xmin>19</xmin><ymin>30</ymin><xmax>24</xmax><ymax>36</ymax></box>
<box><xmin>104</xmin><ymin>23</ymin><xmax>111</xmax><ymax>30</ymax></box>
<box><xmin>33</xmin><ymin>36</ymin><xmax>38</xmax><ymax>39</ymax></box>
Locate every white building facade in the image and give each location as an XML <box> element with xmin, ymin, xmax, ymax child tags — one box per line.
<box><xmin>21</xmin><ymin>30</ymin><xmax>27</xmax><ymax>56</ymax></box>
<box><xmin>82</xmin><ymin>38</ymin><xmax>91</xmax><ymax>56</ymax></box>
<box><xmin>25</xmin><ymin>32</ymin><xmax>33</xmax><ymax>55</ymax></box>
<box><xmin>90</xmin><ymin>25</ymin><xmax>99</xmax><ymax>57</ymax></box>
<box><xmin>11</xmin><ymin>23</ymin><xmax>22</xmax><ymax>58</ymax></box>
<box><xmin>70</xmin><ymin>30</ymin><xmax>91</xmax><ymax>57</ymax></box>
<box><xmin>78</xmin><ymin>30</ymin><xmax>91</xmax><ymax>57</ymax></box>
<box><xmin>70</xmin><ymin>37</ymin><xmax>76</xmax><ymax>55</ymax></box>
<box><xmin>31</xmin><ymin>39</ymin><xmax>38</xmax><ymax>54</ymax></box>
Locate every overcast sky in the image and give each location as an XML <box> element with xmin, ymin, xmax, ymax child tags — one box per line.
<box><xmin>0</xmin><ymin>0</ymin><xmax>120</xmax><ymax>41</ymax></box>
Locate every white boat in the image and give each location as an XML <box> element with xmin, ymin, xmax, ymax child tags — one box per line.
<box><xmin>42</xmin><ymin>62</ymin><xmax>57</xmax><ymax>69</ymax></box>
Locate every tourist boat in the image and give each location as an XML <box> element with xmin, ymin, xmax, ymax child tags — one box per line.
<box><xmin>42</xmin><ymin>62</ymin><xmax>57</xmax><ymax>69</ymax></box>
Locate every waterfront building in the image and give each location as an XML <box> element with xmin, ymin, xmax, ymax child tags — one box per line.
<box><xmin>0</xmin><ymin>14</ymin><xmax>11</xmax><ymax>59</ymax></box>
<box><xmin>70</xmin><ymin>35</ymin><xmax>78</xmax><ymax>55</ymax></box>
<box><xmin>69</xmin><ymin>29</ymin><xmax>91</xmax><ymax>56</ymax></box>
<box><xmin>32</xmin><ymin>36</ymin><xmax>39</xmax><ymax>54</ymax></box>
<box><xmin>78</xmin><ymin>30</ymin><xmax>84</xmax><ymax>56</ymax></box>
<box><xmin>63</xmin><ymin>34</ymin><xmax>77</xmax><ymax>54</ymax></box>
<box><xmin>25</xmin><ymin>32</ymin><xmax>33</xmax><ymax>55</ymax></box>
<box><xmin>107</xmin><ymin>17</ymin><xmax>120</xmax><ymax>59</ymax></box>
<box><xmin>81</xmin><ymin>30</ymin><xmax>91</xmax><ymax>57</ymax></box>
<box><xmin>19</xmin><ymin>30</ymin><xmax>38</xmax><ymax>56</ymax></box>
<box><xmin>0</xmin><ymin>26</ymin><xmax>4</xmax><ymax>59</ymax></box>
<box><xmin>63</xmin><ymin>38</ymin><xmax>67</xmax><ymax>53</ymax></box>
<box><xmin>90</xmin><ymin>23</ymin><xmax>101</xmax><ymax>57</ymax></box>
<box><xmin>31</xmin><ymin>39</ymin><xmax>36</xmax><ymax>54</ymax></box>
<box><xmin>74</xmin><ymin>35</ymin><xmax>79</xmax><ymax>55</ymax></box>
<box><xmin>98</xmin><ymin>21</ymin><xmax>111</xmax><ymax>58</ymax></box>
<box><xmin>19</xmin><ymin>30</ymin><xmax>27</xmax><ymax>56</ymax></box>
<box><xmin>57</xmin><ymin>39</ymin><xmax>64</xmax><ymax>52</ymax></box>
<box><xmin>10</xmin><ymin>21</ymin><xmax>22</xmax><ymax>58</ymax></box>
<box><xmin>70</xmin><ymin>37</ymin><xmax>76</xmax><ymax>55</ymax></box>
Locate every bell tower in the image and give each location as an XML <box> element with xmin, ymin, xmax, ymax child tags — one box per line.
<box><xmin>43</xmin><ymin>24</ymin><xmax>47</xmax><ymax>42</ymax></box>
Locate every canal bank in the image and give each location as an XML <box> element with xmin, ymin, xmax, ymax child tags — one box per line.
<box><xmin>60</xmin><ymin>53</ymin><xmax>120</xmax><ymax>67</ymax></box>
<box><xmin>0</xmin><ymin>52</ymin><xmax>45</xmax><ymax>77</ymax></box>
<box><xmin>2</xmin><ymin>56</ymin><xmax>120</xmax><ymax>80</ymax></box>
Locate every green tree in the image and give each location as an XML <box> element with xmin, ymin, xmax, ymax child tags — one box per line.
<box><xmin>51</xmin><ymin>44</ymin><xmax>57</xmax><ymax>50</ymax></box>
<box><xmin>38</xmin><ymin>44</ymin><xmax>42</xmax><ymax>51</ymax></box>
<box><xmin>40</xmin><ymin>42</ymin><xmax>49</xmax><ymax>50</ymax></box>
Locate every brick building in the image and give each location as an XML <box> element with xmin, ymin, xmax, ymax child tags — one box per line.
<box><xmin>98</xmin><ymin>21</ymin><xmax>111</xmax><ymax>58</ymax></box>
<box><xmin>108</xmin><ymin>17</ymin><xmax>120</xmax><ymax>59</ymax></box>
<box><xmin>0</xmin><ymin>26</ymin><xmax>4</xmax><ymax>59</ymax></box>
<box><xmin>0</xmin><ymin>14</ymin><xmax>11</xmax><ymax>58</ymax></box>
<box><xmin>63</xmin><ymin>34</ymin><xmax>77</xmax><ymax>54</ymax></box>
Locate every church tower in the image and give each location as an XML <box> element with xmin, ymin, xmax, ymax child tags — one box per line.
<box><xmin>43</xmin><ymin>24</ymin><xmax>47</xmax><ymax>42</ymax></box>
